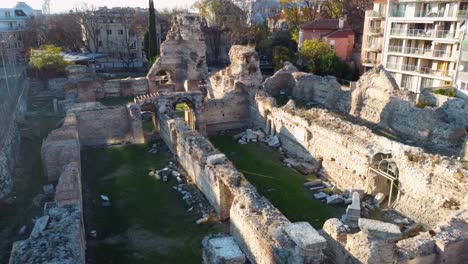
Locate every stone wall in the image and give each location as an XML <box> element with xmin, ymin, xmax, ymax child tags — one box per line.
<box><xmin>264</xmin><ymin>65</ymin><xmax>467</xmax><ymax>156</ymax></box>
<box><xmin>11</xmin><ymin>113</ymin><xmax>85</xmax><ymax>264</ymax></box>
<box><xmin>147</xmin><ymin>14</ymin><xmax>208</xmax><ymax>92</ymax></box>
<box><xmin>254</xmin><ymin>91</ymin><xmax>466</xmax><ymax>228</ymax></box>
<box><xmin>208</xmin><ymin>45</ymin><xmax>262</xmax><ymax>99</ymax></box>
<box><xmin>156</xmin><ymin>113</ymin><xmax>327</xmax><ymax>263</ymax></box>
<box><xmin>0</xmin><ymin>78</ymin><xmax>28</xmax><ymax>199</ymax></box>
<box><xmin>63</xmin><ymin>65</ymin><xmax>149</xmax><ymax>103</ymax></box>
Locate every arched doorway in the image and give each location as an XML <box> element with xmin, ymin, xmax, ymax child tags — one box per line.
<box><xmin>140</xmin><ymin>103</ymin><xmax>158</xmax><ymax>133</ymax></box>
<box><xmin>172</xmin><ymin>98</ymin><xmax>196</xmax><ymax>130</ymax></box>
<box><xmin>264</xmin><ymin>109</ymin><xmax>274</xmax><ymax>136</ymax></box>
<box><xmin>367</xmin><ymin>153</ymin><xmax>400</xmax><ymax>208</ymax></box>
<box><xmin>155</xmin><ymin>70</ymin><xmax>171</xmax><ymax>85</ymax></box>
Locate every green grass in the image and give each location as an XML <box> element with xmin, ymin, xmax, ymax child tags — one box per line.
<box><xmin>210</xmin><ymin>135</ymin><xmax>344</xmax><ymax>228</ymax></box>
<box><xmin>433</xmin><ymin>88</ymin><xmax>457</xmax><ymax>97</ymax></box>
<box><xmin>99</xmin><ymin>97</ymin><xmax>134</xmax><ymax>106</ymax></box>
<box><xmin>175</xmin><ymin>103</ymin><xmax>189</xmax><ymax>118</ymax></box>
<box><xmin>142</xmin><ymin>120</ymin><xmax>154</xmax><ymax>133</ymax></box>
<box><xmin>83</xmin><ymin>144</ymin><xmax>226</xmax><ymax>264</ymax></box>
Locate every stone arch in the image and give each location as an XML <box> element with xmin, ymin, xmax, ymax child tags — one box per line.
<box><xmin>140</xmin><ymin>102</ymin><xmax>158</xmax><ymax>133</ymax></box>
<box><xmin>169</xmin><ymin>122</ymin><xmax>178</xmax><ymax>153</ymax></box>
<box><xmin>155</xmin><ymin>70</ymin><xmax>172</xmax><ymax>85</ymax></box>
<box><xmin>367</xmin><ymin>152</ymin><xmax>400</xmax><ymax>208</ymax></box>
<box><xmin>172</xmin><ymin>98</ymin><xmax>197</xmax><ymax>130</ymax></box>
<box><xmin>264</xmin><ymin>109</ymin><xmax>275</xmax><ymax>136</ymax></box>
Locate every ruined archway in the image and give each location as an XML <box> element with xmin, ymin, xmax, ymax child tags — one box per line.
<box><xmin>155</xmin><ymin>70</ymin><xmax>171</xmax><ymax>85</ymax></box>
<box><xmin>140</xmin><ymin>102</ymin><xmax>158</xmax><ymax>134</ymax></box>
<box><xmin>367</xmin><ymin>153</ymin><xmax>400</xmax><ymax>208</ymax></box>
<box><xmin>172</xmin><ymin>98</ymin><xmax>196</xmax><ymax>130</ymax></box>
<box><xmin>263</xmin><ymin>109</ymin><xmax>275</xmax><ymax>136</ymax></box>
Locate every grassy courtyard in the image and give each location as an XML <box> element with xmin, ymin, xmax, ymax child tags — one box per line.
<box><xmin>210</xmin><ymin>135</ymin><xmax>344</xmax><ymax>228</ymax></box>
<box><xmin>83</xmin><ymin>144</ymin><xmax>226</xmax><ymax>264</ymax></box>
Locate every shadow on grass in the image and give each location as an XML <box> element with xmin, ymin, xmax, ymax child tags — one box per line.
<box><xmin>210</xmin><ymin>135</ymin><xmax>344</xmax><ymax>228</ymax></box>
<box><xmin>83</xmin><ymin>143</ymin><xmax>226</xmax><ymax>264</ymax></box>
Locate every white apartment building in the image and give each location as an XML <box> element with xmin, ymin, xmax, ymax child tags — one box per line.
<box><xmin>0</xmin><ymin>2</ymin><xmax>40</xmax><ymax>65</ymax></box>
<box><xmin>363</xmin><ymin>0</ymin><xmax>468</xmax><ymax>93</ymax></box>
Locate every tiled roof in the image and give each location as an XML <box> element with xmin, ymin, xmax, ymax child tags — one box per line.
<box><xmin>301</xmin><ymin>19</ymin><xmax>351</xmax><ymax>30</ymax></box>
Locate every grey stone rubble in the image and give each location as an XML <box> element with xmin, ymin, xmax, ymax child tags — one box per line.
<box><xmin>202</xmin><ymin>234</ymin><xmax>246</xmax><ymax>264</ymax></box>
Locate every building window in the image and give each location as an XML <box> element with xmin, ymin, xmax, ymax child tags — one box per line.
<box><xmin>129</xmin><ymin>41</ymin><xmax>136</xmax><ymax>49</ymax></box>
<box><xmin>95</xmin><ymin>29</ymin><xmax>100</xmax><ymax>35</ymax></box>
<box><xmin>98</xmin><ymin>41</ymin><xmax>103</xmax><ymax>47</ymax></box>
<box><xmin>118</xmin><ymin>29</ymin><xmax>124</xmax><ymax>35</ymax></box>
<box><xmin>8</xmin><ymin>22</ymin><xmax>13</xmax><ymax>29</ymax></box>
<box><xmin>460</xmin><ymin>82</ymin><xmax>468</xmax><ymax>90</ymax></box>
<box><xmin>5</xmin><ymin>11</ymin><xmax>10</xmax><ymax>17</ymax></box>
<box><xmin>330</xmin><ymin>40</ymin><xmax>336</xmax><ymax>50</ymax></box>
<box><xmin>107</xmin><ymin>29</ymin><xmax>112</xmax><ymax>35</ymax></box>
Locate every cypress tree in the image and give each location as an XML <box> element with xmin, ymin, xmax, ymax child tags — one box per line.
<box><xmin>148</xmin><ymin>0</ymin><xmax>158</xmax><ymax>63</ymax></box>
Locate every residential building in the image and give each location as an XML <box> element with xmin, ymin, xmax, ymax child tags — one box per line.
<box><xmin>0</xmin><ymin>1</ymin><xmax>41</xmax><ymax>65</ymax></box>
<box><xmin>232</xmin><ymin>0</ymin><xmax>281</xmax><ymax>25</ymax></box>
<box><xmin>362</xmin><ymin>0</ymin><xmax>468</xmax><ymax>93</ymax></box>
<box><xmin>455</xmin><ymin>31</ymin><xmax>468</xmax><ymax>98</ymax></box>
<box><xmin>299</xmin><ymin>18</ymin><xmax>356</xmax><ymax>61</ymax></box>
<box><xmin>266</xmin><ymin>13</ymin><xmax>288</xmax><ymax>32</ymax></box>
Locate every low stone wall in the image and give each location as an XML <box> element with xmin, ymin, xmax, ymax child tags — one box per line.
<box><xmin>254</xmin><ymin>91</ymin><xmax>466</xmax><ymax>228</ymax></box>
<box><xmin>10</xmin><ymin>114</ymin><xmax>85</xmax><ymax>264</ymax></box>
<box><xmin>158</xmin><ymin>114</ymin><xmax>327</xmax><ymax>263</ymax></box>
<box><xmin>202</xmin><ymin>93</ymin><xmax>251</xmax><ymax>134</ymax></box>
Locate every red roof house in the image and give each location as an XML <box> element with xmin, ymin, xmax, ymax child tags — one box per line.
<box><xmin>299</xmin><ymin>18</ymin><xmax>355</xmax><ymax>61</ymax></box>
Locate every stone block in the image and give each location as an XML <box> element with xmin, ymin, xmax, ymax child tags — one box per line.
<box><xmin>30</xmin><ymin>215</ymin><xmax>49</xmax><ymax>238</ymax></box>
<box><xmin>284</xmin><ymin>222</ymin><xmax>327</xmax><ymax>257</ymax></box>
<box><xmin>207</xmin><ymin>154</ymin><xmax>227</xmax><ymax>166</ymax></box>
<box><xmin>202</xmin><ymin>235</ymin><xmax>246</xmax><ymax>264</ymax></box>
<box><xmin>345</xmin><ymin>192</ymin><xmax>361</xmax><ymax>227</ymax></box>
<box><xmin>326</xmin><ymin>194</ymin><xmax>344</xmax><ymax>205</ymax></box>
<box><xmin>396</xmin><ymin>233</ymin><xmax>436</xmax><ymax>264</ymax></box>
<box><xmin>358</xmin><ymin>218</ymin><xmax>402</xmax><ymax>241</ymax></box>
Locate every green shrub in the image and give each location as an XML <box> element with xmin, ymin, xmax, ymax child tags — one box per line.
<box><xmin>433</xmin><ymin>88</ymin><xmax>457</xmax><ymax>97</ymax></box>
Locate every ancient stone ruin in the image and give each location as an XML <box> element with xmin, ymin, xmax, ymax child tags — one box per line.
<box><xmin>8</xmin><ymin>13</ymin><xmax>467</xmax><ymax>264</ymax></box>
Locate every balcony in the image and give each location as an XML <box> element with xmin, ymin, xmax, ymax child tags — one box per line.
<box><xmin>363</xmin><ymin>58</ymin><xmax>378</xmax><ymax>66</ymax></box>
<box><xmin>367</xmin><ymin>27</ymin><xmax>382</xmax><ymax>35</ymax></box>
<box><xmin>391</xmin><ymin>9</ymin><xmax>455</xmax><ymax>18</ymax></box>
<box><xmin>390</xmin><ymin>28</ymin><xmax>458</xmax><ymax>39</ymax></box>
<box><xmin>365</xmin><ymin>44</ymin><xmax>381</xmax><ymax>52</ymax></box>
<box><xmin>385</xmin><ymin>62</ymin><xmax>454</xmax><ymax>78</ymax></box>
<box><xmin>366</xmin><ymin>10</ymin><xmax>385</xmax><ymax>19</ymax></box>
<box><xmin>387</xmin><ymin>45</ymin><xmax>456</xmax><ymax>59</ymax></box>
<box><xmin>458</xmin><ymin>10</ymin><xmax>468</xmax><ymax>19</ymax></box>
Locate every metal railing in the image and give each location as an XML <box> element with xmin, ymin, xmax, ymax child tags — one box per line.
<box><xmin>391</xmin><ymin>9</ymin><xmax>455</xmax><ymax>18</ymax></box>
<box><xmin>366</xmin><ymin>10</ymin><xmax>385</xmax><ymax>18</ymax></box>
<box><xmin>387</xmin><ymin>45</ymin><xmax>455</xmax><ymax>58</ymax></box>
<box><xmin>457</xmin><ymin>10</ymin><xmax>468</xmax><ymax>18</ymax></box>
<box><xmin>368</xmin><ymin>27</ymin><xmax>382</xmax><ymax>34</ymax></box>
<box><xmin>365</xmin><ymin>43</ymin><xmax>381</xmax><ymax>51</ymax></box>
<box><xmin>390</xmin><ymin>28</ymin><xmax>457</xmax><ymax>39</ymax></box>
<box><xmin>385</xmin><ymin>62</ymin><xmax>454</xmax><ymax>77</ymax></box>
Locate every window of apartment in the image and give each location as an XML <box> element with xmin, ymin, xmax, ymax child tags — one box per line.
<box><xmin>98</xmin><ymin>41</ymin><xmax>103</xmax><ymax>47</ymax></box>
<box><xmin>460</xmin><ymin>82</ymin><xmax>468</xmax><ymax>91</ymax></box>
<box><xmin>129</xmin><ymin>41</ymin><xmax>136</xmax><ymax>49</ymax></box>
<box><xmin>401</xmin><ymin>75</ymin><xmax>412</xmax><ymax>89</ymax></box>
<box><xmin>5</xmin><ymin>11</ymin><xmax>11</xmax><ymax>17</ymax></box>
<box><xmin>95</xmin><ymin>29</ymin><xmax>100</xmax><ymax>35</ymax></box>
<box><xmin>421</xmin><ymin>78</ymin><xmax>433</xmax><ymax>88</ymax></box>
<box><xmin>330</xmin><ymin>40</ymin><xmax>336</xmax><ymax>50</ymax></box>
<box><xmin>8</xmin><ymin>22</ymin><xmax>13</xmax><ymax>29</ymax></box>
<box><xmin>107</xmin><ymin>29</ymin><xmax>112</xmax><ymax>35</ymax></box>
<box><xmin>118</xmin><ymin>29</ymin><xmax>124</xmax><ymax>35</ymax></box>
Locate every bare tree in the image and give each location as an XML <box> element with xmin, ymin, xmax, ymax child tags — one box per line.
<box><xmin>107</xmin><ymin>9</ymin><xmax>146</xmax><ymax>69</ymax></box>
<box><xmin>75</xmin><ymin>5</ymin><xmax>101</xmax><ymax>53</ymax></box>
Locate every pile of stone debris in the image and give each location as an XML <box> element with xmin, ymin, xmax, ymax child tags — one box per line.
<box><xmin>282</xmin><ymin>157</ymin><xmax>320</xmax><ymax>175</ymax></box>
<box><xmin>147</xmin><ymin>142</ymin><xmax>161</xmax><ymax>154</ymax></box>
<box><xmin>234</xmin><ymin>129</ymin><xmax>280</xmax><ymax>148</ymax></box>
<box><xmin>149</xmin><ymin>162</ymin><xmax>215</xmax><ymax>225</ymax></box>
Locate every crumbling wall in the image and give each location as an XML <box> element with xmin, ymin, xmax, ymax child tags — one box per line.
<box><xmin>147</xmin><ymin>14</ymin><xmax>208</xmax><ymax>92</ymax></box>
<box><xmin>63</xmin><ymin>65</ymin><xmax>149</xmax><ymax>103</ymax></box>
<box><xmin>208</xmin><ymin>45</ymin><xmax>262</xmax><ymax>99</ymax></box>
<box><xmin>157</xmin><ymin>113</ymin><xmax>327</xmax><ymax>263</ymax></box>
<box><xmin>12</xmin><ymin>114</ymin><xmax>86</xmax><ymax>264</ymax></box>
<box><xmin>265</xmin><ymin>65</ymin><xmax>467</xmax><ymax>156</ymax></box>
<box><xmin>254</xmin><ymin>91</ymin><xmax>467</xmax><ymax>228</ymax></box>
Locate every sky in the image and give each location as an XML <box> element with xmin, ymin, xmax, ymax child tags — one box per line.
<box><xmin>1</xmin><ymin>0</ymin><xmax>198</xmax><ymax>13</ymax></box>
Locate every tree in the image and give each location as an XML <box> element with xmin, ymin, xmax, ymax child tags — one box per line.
<box><xmin>29</xmin><ymin>45</ymin><xmax>70</xmax><ymax>79</ymax></box>
<box><xmin>75</xmin><ymin>5</ymin><xmax>101</xmax><ymax>53</ymax></box>
<box><xmin>272</xmin><ymin>46</ymin><xmax>295</xmax><ymax>70</ymax></box>
<box><xmin>147</xmin><ymin>0</ymin><xmax>158</xmax><ymax>63</ymax></box>
<box><xmin>321</xmin><ymin>0</ymin><xmax>372</xmax><ymax>31</ymax></box>
<box><xmin>280</xmin><ymin>0</ymin><xmax>322</xmax><ymax>42</ymax></box>
<box><xmin>108</xmin><ymin>9</ymin><xmax>146</xmax><ymax>69</ymax></box>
